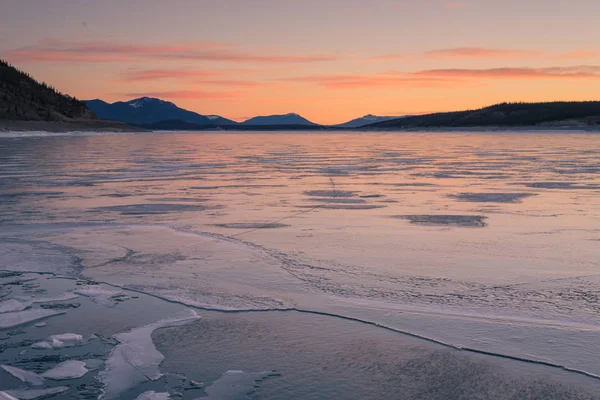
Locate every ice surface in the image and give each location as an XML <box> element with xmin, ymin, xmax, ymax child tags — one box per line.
<box><xmin>0</xmin><ymin>309</ymin><xmax>64</xmax><ymax>329</ymax></box>
<box><xmin>73</xmin><ymin>285</ymin><xmax>125</xmax><ymax>307</ymax></box>
<box><xmin>32</xmin><ymin>333</ymin><xmax>84</xmax><ymax>349</ymax></box>
<box><xmin>41</xmin><ymin>360</ymin><xmax>88</xmax><ymax>380</ymax></box>
<box><xmin>0</xmin><ymin>299</ymin><xmax>30</xmax><ymax>314</ymax></box>
<box><xmin>4</xmin><ymin>387</ymin><xmax>69</xmax><ymax>400</ymax></box>
<box><xmin>26</xmin><ymin>293</ymin><xmax>80</xmax><ymax>303</ymax></box>
<box><xmin>200</xmin><ymin>370</ymin><xmax>277</xmax><ymax>400</ymax></box>
<box><xmin>98</xmin><ymin>309</ymin><xmax>200</xmax><ymax>399</ymax></box>
<box><xmin>0</xmin><ymin>365</ymin><xmax>44</xmax><ymax>386</ymax></box>
<box><xmin>135</xmin><ymin>391</ymin><xmax>170</xmax><ymax>400</ymax></box>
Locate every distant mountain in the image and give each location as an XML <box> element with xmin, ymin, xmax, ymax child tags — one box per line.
<box><xmin>365</xmin><ymin>102</ymin><xmax>600</xmax><ymax>129</ymax></box>
<box><xmin>0</xmin><ymin>59</ymin><xmax>95</xmax><ymax>121</ymax></box>
<box><xmin>241</xmin><ymin>113</ymin><xmax>317</xmax><ymax>126</ymax></box>
<box><xmin>334</xmin><ymin>114</ymin><xmax>403</xmax><ymax>128</ymax></box>
<box><xmin>85</xmin><ymin>97</ymin><xmax>236</xmax><ymax>126</ymax></box>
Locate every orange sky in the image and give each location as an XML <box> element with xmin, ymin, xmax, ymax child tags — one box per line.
<box><xmin>2</xmin><ymin>0</ymin><xmax>600</xmax><ymax>124</ymax></box>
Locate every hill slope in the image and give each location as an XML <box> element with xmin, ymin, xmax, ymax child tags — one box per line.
<box><xmin>241</xmin><ymin>113</ymin><xmax>316</xmax><ymax>126</ymax></box>
<box><xmin>366</xmin><ymin>102</ymin><xmax>600</xmax><ymax>129</ymax></box>
<box><xmin>86</xmin><ymin>97</ymin><xmax>237</xmax><ymax>126</ymax></box>
<box><xmin>334</xmin><ymin>114</ymin><xmax>403</xmax><ymax>128</ymax></box>
<box><xmin>0</xmin><ymin>59</ymin><xmax>95</xmax><ymax>121</ymax></box>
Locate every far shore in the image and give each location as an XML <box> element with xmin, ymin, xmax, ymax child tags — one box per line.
<box><xmin>0</xmin><ymin>119</ymin><xmax>147</xmax><ymax>133</ymax></box>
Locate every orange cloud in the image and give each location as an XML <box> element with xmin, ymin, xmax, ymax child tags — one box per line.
<box><xmin>558</xmin><ymin>50</ymin><xmax>600</xmax><ymax>60</ymax></box>
<box><xmin>6</xmin><ymin>39</ymin><xmax>339</xmax><ymax>64</ymax></box>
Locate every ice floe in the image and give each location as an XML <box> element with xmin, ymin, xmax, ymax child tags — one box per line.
<box><xmin>0</xmin><ymin>391</ymin><xmax>18</xmax><ymax>400</ymax></box>
<box><xmin>4</xmin><ymin>387</ymin><xmax>69</xmax><ymax>400</ymax></box>
<box><xmin>0</xmin><ymin>365</ymin><xmax>44</xmax><ymax>386</ymax></box>
<box><xmin>0</xmin><ymin>309</ymin><xmax>65</xmax><ymax>329</ymax></box>
<box><xmin>31</xmin><ymin>333</ymin><xmax>84</xmax><ymax>349</ymax></box>
<box><xmin>98</xmin><ymin>309</ymin><xmax>200</xmax><ymax>399</ymax></box>
<box><xmin>73</xmin><ymin>285</ymin><xmax>125</xmax><ymax>307</ymax></box>
<box><xmin>135</xmin><ymin>391</ymin><xmax>170</xmax><ymax>400</ymax></box>
<box><xmin>41</xmin><ymin>360</ymin><xmax>88</xmax><ymax>380</ymax></box>
<box><xmin>0</xmin><ymin>299</ymin><xmax>30</xmax><ymax>314</ymax></box>
<box><xmin>200</xmin><ymin>370</ymin><xmax>278</xmax><ymax>400</ymax></box>
<box><xmin>18</xmin><ymin>293</ymin><xmax>80</xmax><ymax>304</ymax></box>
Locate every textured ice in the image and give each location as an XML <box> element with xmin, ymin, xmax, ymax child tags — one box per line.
<box><xmin>32</xmin><ymin>333</ymin><xmax>84</xmax><ymax>349</ymax></box>
<box><xmin>41</xmin><ymin>360</ymin><xmax>88</xmax><ymax>380</ymax></box>
<box><xmin>0</xmin><ymin>365</ymin><xmax>44</xmax><ymax>386</ymax></box>
<box><xmin>4</xmin><ymin>387</ymin><xmax>69</xmax><ymax>400</ymax></box>
<box><xmin>449</xmin><ymin>192</ymin><xmax>536</xmax><ymax>203</ymax></box>
<box><xmin>0</xmin><ymin>299</ymin><xmax>30</xmax><ymax>314</ymax></box>
<box><xmin>135</xmin><ymin>391</ymin><xmax>170</xmax><ymax>400</ymax></box>
<box><xmin>0</xmin><ymin>309</ymin><xmax>64</xmax><ymax>329</ymax></box>
<box><xmin>98</xmin><ymin>309</ymin><xmax>200</xmax><ymax>400</ymax></box>
<box><xmin>73</xmin><ymin>285</ymin><xmax>125</xmax><ymax>307</ymax></box>
<box><xmin>391</xmin><ymin>215</ymin><xmax>488</xmax><ymax>227</ymax></box>
<box><xmin>213</xmin><ymin>222</ymin><xmax>290</xmax><ymax>229</ymax></box>
<box><xmin>200</xmin><ymin>370</ymin><xmax>277</xmax><ymax>400</ymax></box>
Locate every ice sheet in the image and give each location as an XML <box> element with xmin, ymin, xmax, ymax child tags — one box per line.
<box><xmin>0</xmin><ymin>391</ymin><xmax>18</xmax><ymax>400</ymax></box>
<box><xmin>0</xmin><ymin>365</ymin><xmax>44</xmax><ymax>386</ymax></box>
<box><xmin>0</xmin><ymin>299</ymin><xmax>30</xmax><ymax>314</ymax></box>
<box><xmin>98</xmin><ymin>309</ymin><xmax>200</xmax><ymax>399</ymax></box>
<box><xmin>4</xmin><ymin>387</ymin><xmax>69</xmax><ymax>400</ymax></box>
<box><xmin>0</xmin><ymin>309</ymin><xmax>65</xmax><ymax>329</ymax></box>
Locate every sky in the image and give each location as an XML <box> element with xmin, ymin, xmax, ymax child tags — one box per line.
<box><xmin>2</xmin><ymin>0</ymin><xmax>600</xmax><ymax>124</ymax></box>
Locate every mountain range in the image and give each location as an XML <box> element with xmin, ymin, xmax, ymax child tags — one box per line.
<box><xmin>84</xmin><ymin>97</ymin><xmax>399</xmax><ymax>128</ymax></box>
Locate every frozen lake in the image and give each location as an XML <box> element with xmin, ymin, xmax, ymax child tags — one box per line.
<box><xmin>1</xmin><ymin>131</ymin><xmax>600</xmax><ymax>398</ymax></box>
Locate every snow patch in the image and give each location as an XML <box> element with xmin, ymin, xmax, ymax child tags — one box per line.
<box><xmin>0</xmin><ymin>309</ymin><xmax>64</xmax><ymax>329</ymax></box>
<box><xmin>98</xmin><ymin>309</ymin><xmax>200</xmax><ymax>400</ymax></box>
<box><xmin>41</xmin><ymin>360</ymin><xmax>88</xmax><ymax>380</ymax></box>
<box><xmin>206</xmin><ymin>115</ymin><xmax>220</xmax><ymax>120</ymax></box>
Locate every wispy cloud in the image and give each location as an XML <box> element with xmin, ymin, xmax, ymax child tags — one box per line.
<box><xmin>6</xmin><ymin>39</ymin><xmax>339</xmax><ymax>64</ymax></box>
<box><xmin>124</xmin><ymin>90</ymin><xmax>243</xmax><ymax>99</ymax></box>
<box><xmin>121</xmin><ymin>69</ymin><xmax>225</xmax><ymax>81</ymax></box>
<box><xmin>415</xmin><ymin>66</ymin><xmax>600</xmax><ymax>79</ymax></box>
<box><xmin>285</xmin><ymin>66</ymin><xmax>600</xmax><ymax>90</ymax></box>
<box><xmin>371</xmin><ymin>47</ymin><xmax>540</xmax><ymax>61</ymax></box>
<box><xmin>285</xmin><ymin>74</ymin><xmax>470</xmax><ymax>89</ymax></box>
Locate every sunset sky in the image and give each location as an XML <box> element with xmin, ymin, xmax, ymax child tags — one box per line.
<box><xmin>2</xmin><ymin>0</ymin><xmax>600</xmax><ymax>124</ymax></box>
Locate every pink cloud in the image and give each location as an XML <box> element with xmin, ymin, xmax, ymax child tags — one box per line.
<box><xmin>558</xmin><ymin>50</ymin><xmax>600</xmax><ymax>60</ymax></box>
<box><xmin>414</xmin><ymin>66</ymin><xmax>600</xmax><ymax>79</ymax></box>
